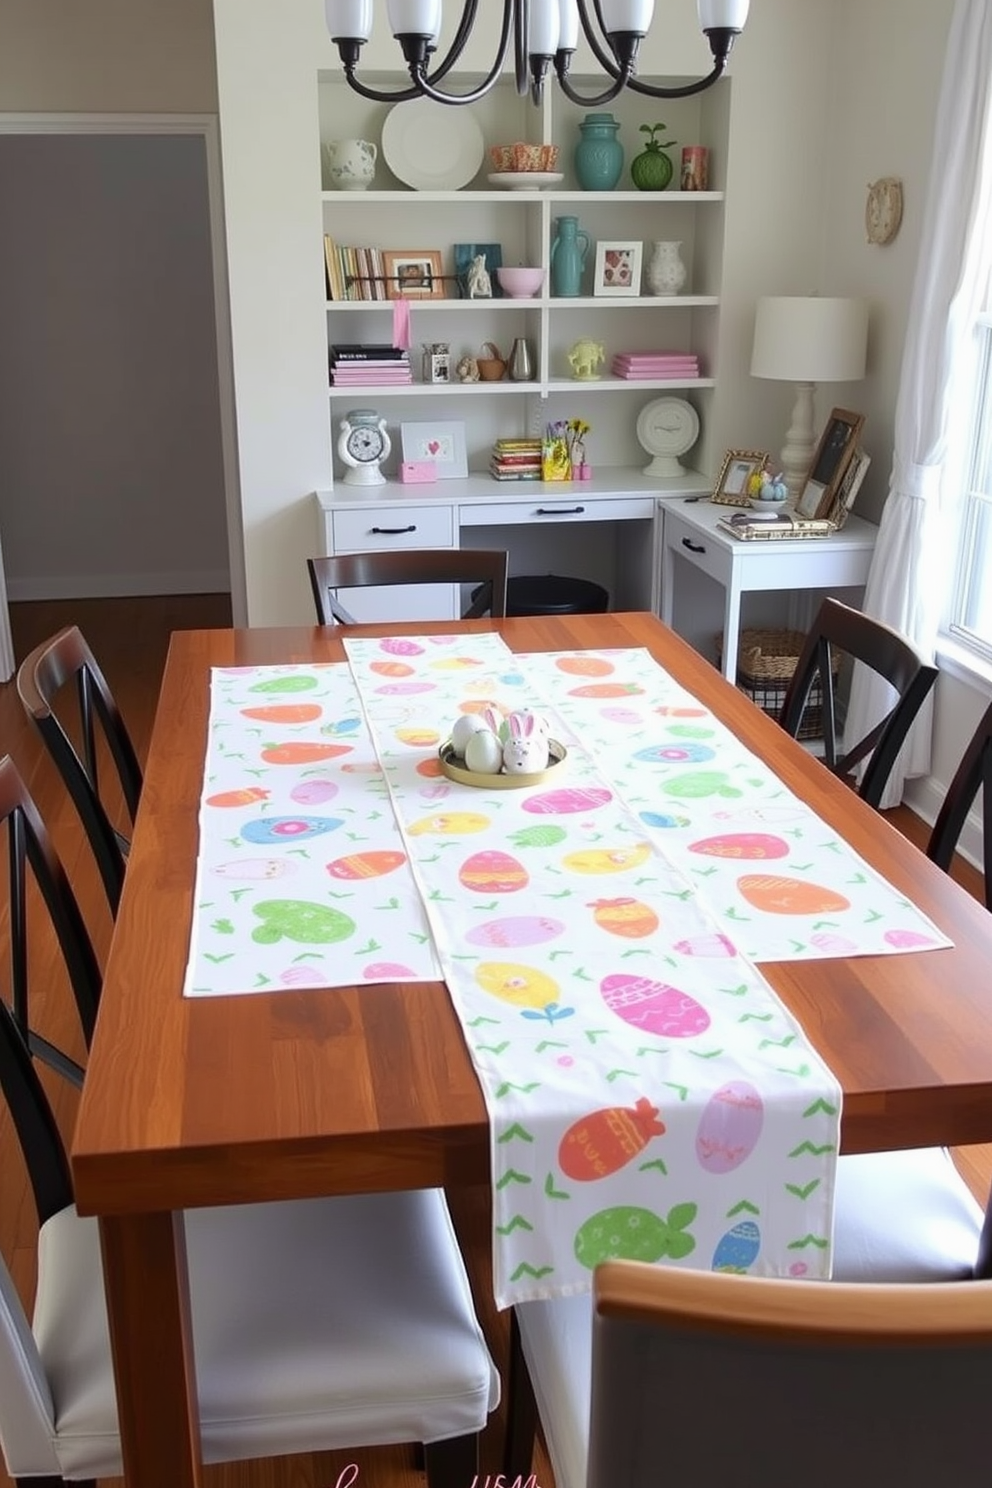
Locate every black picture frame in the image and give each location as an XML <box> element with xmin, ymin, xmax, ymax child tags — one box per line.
<box><xmin>796</xmin><ymin>408</ymin><xmax>865</xmax><ymax>519</ymax></box>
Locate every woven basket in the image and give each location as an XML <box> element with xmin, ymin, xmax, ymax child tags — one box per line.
<box><xmin>717</xmin><ymin>627</ymin><xmax>839</xmax><ymax>741</ymax></box>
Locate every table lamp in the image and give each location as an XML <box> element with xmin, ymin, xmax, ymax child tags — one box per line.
<box><xmin>750</xmin><ymin>296</ymin><xmax>869</xmax><ymax>502</ymax></box>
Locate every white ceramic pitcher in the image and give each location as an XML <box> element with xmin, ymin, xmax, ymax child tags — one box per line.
<box><xmin>323</xmin><ymin>138</ymin><xmax>377</xmax><ymax>191</ymax></box>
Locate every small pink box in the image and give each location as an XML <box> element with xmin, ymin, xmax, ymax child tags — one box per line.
<box><xmin>400</xmin><ymin>460</ymin><xmax>437</xmax><ymax>484</ymax></box>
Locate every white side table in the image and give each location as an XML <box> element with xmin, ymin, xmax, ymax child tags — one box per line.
<box><xmin>660</xmin><ymin>500</ymin><xmax>877</xmax><ymax>680</ymax></box>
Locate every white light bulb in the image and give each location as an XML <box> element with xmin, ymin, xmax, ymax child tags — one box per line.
<box><xmin>599</xmin><ymin>0</ymin><xmax>655</xmax><ymax>34</ymax></box>
<box><xmin>698</xmin><ymin>0</ymin><xmax>750</xmax><ymax>30</ymax></box>
<box><xmin>529</xmin><ymin>0</ymin><xmax>560</xmax><ymax>55</ymax></box>
<box><xmin>386</xmin><ymin>0</ymin><xmax>442</xmax><ymax>38</ymax></box>
<box><xmin>557</xmin><ymin>0</ymin><xmax>580</xmax><ymax>49</ymax></box>
<box><xmin>324</xmin><ymin>0</ymin><xmax>373</xmax><ymax>41</ymax></box>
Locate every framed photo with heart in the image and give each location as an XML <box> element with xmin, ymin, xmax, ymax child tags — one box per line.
<box><xmin>400</xmin><ymin>421</ymin><xmax>468</xmax><ymax>479</ymax></box>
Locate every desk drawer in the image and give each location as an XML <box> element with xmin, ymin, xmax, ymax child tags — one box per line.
<box><xmin>331</xmin><ymin>505</ymin><xmax>454</xmax><ymax>553</ymax></box>
<box><xmin>664</xmin><ymin>511</ymin><xmax>730</xmax><ymax>585</ymax></box>
<box><xmin>460</xmin><ymin>496</ymin><xmax>655</xmax><ymax>527</ymax></box>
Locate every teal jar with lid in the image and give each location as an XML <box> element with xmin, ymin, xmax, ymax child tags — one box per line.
<box><xmin>574</xmin><ymin>112</ymin><xmax>624</xmax><ymax>191</ymax></box>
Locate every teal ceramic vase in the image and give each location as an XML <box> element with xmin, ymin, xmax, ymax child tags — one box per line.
<box><xmin>574</xmin><ymin>112</ymin><xmax>624</xmax><ymax>192</ymax></box>
<box><xmin>550</xmin><ymin>216</ymin><xmax>590</xmax><ymax>297</ymax></box>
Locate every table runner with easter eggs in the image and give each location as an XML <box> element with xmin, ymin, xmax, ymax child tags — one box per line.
<box><xmin>344</xmin><ymin>631</ymin><xmax>842</xmax><ymax>1306</ymax></box>
<box><xmin>182</xmin><ymin>662</ymin><xmax>441</xmax><ymax>996</ymax></box>
<box><xmin>517</xmin><ymin>647</ymin><xmax>950</xmax><ymax>963</ymax></box>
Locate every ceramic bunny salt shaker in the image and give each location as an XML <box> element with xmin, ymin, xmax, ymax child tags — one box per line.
<box><xmin>502</xmin><ymin>711</ymin><xmax>549</xmax><ymax>774</ymax></box>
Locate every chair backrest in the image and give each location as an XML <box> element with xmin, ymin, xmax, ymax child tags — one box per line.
<box><xmin>16</xmin><ymin>625</ymin><xmax>143</xmax><ymax>916</ymax></box>
<box><xmin>307</xmin><ymin>549</ymin><xmax>509</xmax><ymax>625</ymax></box>
<box><xmin>0</xmin><ymin>756</ymin><xmax>100</xmax><ymax>1088</ymax></box>
<box><xmin>927</xmin><ymin>697</ymin><xmax>992</xmax><ymax>912</ymax></box>
<box><xmin>778</xmin><ymin>598</ymin><xmax>938</xmax><ymax>808</ymax></box>
<box><xmin>587</xmin><ymin>1260</ymin><xmax>992</xmax><ymax>1488</ymax></box>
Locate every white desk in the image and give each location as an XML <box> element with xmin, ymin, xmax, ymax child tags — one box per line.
<box><xmin>661</xmin><ymin>500</ymin><xmax>878</xmax><ymax>680</ymax></box>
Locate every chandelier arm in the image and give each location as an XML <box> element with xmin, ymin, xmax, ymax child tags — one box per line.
<box><xmin>515</xmin><ymin>0</ymin><xmax>530</xmax><ymax>98</ymax></box>
<box><xmin>340</xmin><ymin>0</ymin><xmax>510</xmax><ymax>107</ymax></box>
<box><xmin>575</xmin><ymin>0</ymin><xmax>623</xmax><ymax>78</ymax></box>
<box><xmin>624</xmin><ymin>61</ymin><xmax>727</xmax><ymax>99</ymax></box>
<box><xmin>554</xmin><ymin>64</ymin><xmax>629</xmax><ymax>108</ymax></box>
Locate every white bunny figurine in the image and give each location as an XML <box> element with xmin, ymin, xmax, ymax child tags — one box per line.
<box><xmin>502</xmin><ymin>711</ymin><xmax>549</xmax><ymax>774</ymax></box>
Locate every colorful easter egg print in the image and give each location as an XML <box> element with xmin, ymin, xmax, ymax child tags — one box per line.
<box><xmin>375</xmin><ymin>681</ymin><xmax>436</xmax><ymax>695</ymax></box>
<box><xmin>673</xmin><ymin>932</ymin><xmax>737</xmax><ymax>958</ymax></box>
<box><xmin>249</xmin><ymin>674</ymin><xmax>319</xmax><ymax>694</ymax></box>
<box><xmin>458</xmin><ymin>698</ymin><xmax>509</xmax><ymax>717</ymax></box>
<box><xmin>240</xmin><ymin>703</ymin><xmax>323</xmax><ymax>724</ymax></box>
<box><xmin>380</xmin><ymin>637</ymin><xmax>424</xmax><ymax>656</ymax></box>
<box><xmin>416</xmin><ymin>757</ymin><xmax>444</xmax><ymax>778</ymax></box>
<box><xmin>575</xmin><ymin>1206</ymin><xmax>669</xmax><ymax>1268</ymax></box>
<box><xmin>362</xmin><ymin>961</ymin><xmax>416</xmax><ymax>979</ymax></box>
<box><xmin>809</xmin><ymin>931</ymin><xmax>859</xmax><ymax>955</ymax></box>
<box><xmin>884</xmin><ymin>928</ymin><xmax>939</xmax><ymax>949</ymax></box>
<box><xmin>408</xmin><ymin>811</ymin><xmax>491</xmax><ymax>836</ymax></box>
<box><xmin>205</xmin><ymin>786</ymin><xmax>270</xmax><ymax>808</ymax></box>
<box><xmin>418</xmin><ymin>782</ymin><xmax>452</xmax><ymax>802</ymax></box>
<box><xmin>430</xmin><ymin>656</ymin><xmax>483</xmax><ymax>670</ymax></box>
<box><xmin>395</xmin><ymin>726</ymin><xmax>440</xmax><ymax>747</ymax></box>
<box><xmin>562</xmin><ymin>843</ymin><xmax>652</xmax><ymax>875</ymax></box>
<box><xmin>655</xmin><ymin>705</ymin><xmax>706</xmax><ymax>718</ymax></box>
<box><xmin>695</xmin><ymin>1081</ymin><xmax>764</xmax><ymax>1173</ymax></box>
<box><xmin>509</xmin><ymin>824</ymin><xmax>568</xmax><ymax>849</ymax></box>
<box><xmin>639</xmin><ymin>810</ymin><xmax>690</xmax><ymax>830</ymax></box>
<box><xmin>667</xmin><ymin>723</ymin><xmax>715</xmax><ymax>739</ymax></box>
<box><xmin>522</xmin><ymin>786</ymin><xmax>612</xmax><ymax>816</ymax></box>
<box><xmin>601</xmin><ymin>706</ymin><xmax>643</xmax><ymax>725</ymax></box>
<box><xmin>665</xmin><ymin>771</ymin><xmax>741</xmax><ymax>800</ymax></box>
<box><xmin>568</xmin><ymin>682</ymin><xmax>645</xmax><ymax>698</ymax></box>
<box><xmin>712</xmin><ymin>1220</ymin><xmax>761</xmax><ymax>1273</ymax></box>
<box><xmin>321</xmin><ymin>716</ymin><xmax>362</xmax><ymax>737</ymax></box>
<box><xmin>290</xmin><ymin>778</ymin><xmax>339</xmax><ymax>805</ymax></box>
<box><xmin>251</xmin><ymin>900</ymin><xmax>355</xmax><ymax>945</ymax></box>
<box><xmin>340</xmin><ymin>761</ymin><xmax>381</xmax><ymax>775</ymax></box>
<box><xmin>499</xmin><ymin>671</ymin><xmax>526</xmax><ymax>686</ymax></box>
<box><xmin>370</xmin><ymin>659</ymin><xmax>416</xmax><ymax>678</ymax></box>
<box><xmin>475</xmin><ymin>961</ymin><xmax>560</xmax><ymax>1009</ymax></box>
<box><xmin>326</xmin><ymin>851</ymin><xmax>407</xmax><ymax>880</ymax></box>
<box><xmin>261</xmin><ymin>742</ymin><xmax>351</xmax><ymax>765</ymax></box>
<box><xmin>688</xmin><ymin>832</ymin><xmax>789</xmax><ymax>860</ymax></box>
<box><xmin>559</xmin><ymin>1097</ymin><xmax>665</xmax><ymax>1181</ymax></box>
<box><xmin>556</xmin><ymin>655</ymin><xmax>615</xmax><ymax>677</ymax></box>
<box><xmin>600</xmin><ymin>974</ymin><xmax>710</xmax><ymax>1037</ymax></box>
<box><xmin>590</xmin><ymin>897</ymin><xmax>659</xmax><ymax>939</ymax></box>
<box><xmin>213</xmin><ymin>858</ymin><xmax>296</xmax><ymax>880</ymax></box>
<box><xmin>241</xmin><ymin>815</ymin><xmax>342</xmax><ymax>844</ymax></box>
<box><xmin>459</xmin><ymin>850</ymin><xmax>528</xmax><ymax>894</ymax></box>
<box><xmin>634</xmin><ymin>743</ymin><xmax>715</xmax><ymax>765</ymax></box>
<box><xmin>278</xmin><ymin>966</ymin><xmax>319</xmax><ymax>987</ymax></box>
<box><xmin>466</xmin><ymin>916</ymin><xmax>565</xmax><ymax>949</ymax></box>
<box><xmin>737</xmin><ymin>875</ymin><xmax>851</xmax><ymax>915</ymax></box>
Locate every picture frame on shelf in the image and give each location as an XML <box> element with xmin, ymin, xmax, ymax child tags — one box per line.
<box><xmin>796</xmin><ymin>408</ymin><xmax>865</xmax><ymax>520</ymax></box>
<box><xmin>711</xmin><ymin>448</ymin><xmax>769</xmax><ymax>506</ymax></box>
<box><xmin>400</xmin><ymin>420</ymin><xmax>468</xmax><ymax>480</ymax></box>
<box><xmin>453</xmin><ymin>243</ymin><xmax>504</xmax><ymax>299</ymax></box>
<box><xmin>826</xmin><ymin>446</ymin><xmax>871</xmax><ymax>528</ymax></box>
<box><xmin>382</xmin><ymin>249</ymin><xmax>446</xmax><ymax>301</ymax></box>
<box><xmin>593</xmin><ymin>241</ymin><xmax>643</xmax><ymax>297</ymax></box>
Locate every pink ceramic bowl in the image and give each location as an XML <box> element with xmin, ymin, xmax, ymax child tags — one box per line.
<box><xmin>496</xmin><ymin>266</ymin><xmax>546</xmax><ymax>298</ymax></box>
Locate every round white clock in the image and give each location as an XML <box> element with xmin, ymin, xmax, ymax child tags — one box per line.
<box><xmin>338</xmin><ymin>408</ymin><xmax>391</xmax><ymax>486</ymax></box>
<box><xmin>635</xmin><ymin>396</ymin><xmax>700</xmax><ymax>478</ymax></box>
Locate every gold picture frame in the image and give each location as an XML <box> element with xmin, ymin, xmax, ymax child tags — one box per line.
<box><xmin>382</xmin><ymin>249</ymin><xmax>445</xmax><ymax>301</ymax></box>
<box><xmin>796</xmin><ymin>408</ymin><xmax>865</xmax><ymax>520</ymax></box>
<box><xmin>711</xmin><ymin>448</ymin><xmax>769</xmax><ymax>507</ymax></box>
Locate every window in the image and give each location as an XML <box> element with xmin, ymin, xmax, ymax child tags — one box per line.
<box><xmin>947</xmin><ymin>310</ymin><xmax>992</xmax><ymax>666</ymax></box>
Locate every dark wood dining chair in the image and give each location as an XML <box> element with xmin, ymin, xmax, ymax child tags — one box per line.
<box><xmin>0</xmin><ymin>754</ymin><xmax>100</xmax><ymax>1088</ymax></box>
<box><xmin>509</xmin><ymin>1260</ymin><xmax>992</xmax><ymax>1488</ymax></box>
<box><xmin>779</xmin><ymin>597</ymin><xmax>938</xmax><ymax>808</ymax></box>
<box><xmin>926</xmin><ymin>697</ymin><xmax>992</xmax><ymax>910</ymax></box>
<box><xmin>16</xmin><ymin>625</ymin><xmax>143</xmax><ymax>916</ymax></box>
<box><xmin>307</xmin><ymin>549</ymin><xmax>509</xmax><ymax>625</ymax></box>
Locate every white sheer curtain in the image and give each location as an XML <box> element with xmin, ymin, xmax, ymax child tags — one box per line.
<box><xmin>844</xmin><ymin>0</ymin><xmax>992</xmax><ymax>808</ymax></box>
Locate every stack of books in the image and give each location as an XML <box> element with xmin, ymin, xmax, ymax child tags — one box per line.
<box><xmin>612</xmin><ymin>351</ymin><xmax>701</xmax><ymax>380</ymax></box>
<box><xmin>717</xmin><ymin>510</ymin><xmax>837</xmax><ymax>541</ymax></box>
<box><xmin>329</xmin><ymin>345</ymin><xmax>412</xmax><ymax>386</ymax></box>
<box><xmin>490</xmin><ymin>437</ymin><xmax>543</xmax><ymax>481</ymax></box>
<box><xmin>324</xmin><ymin>237</ymin><xmax>387</xmax><ymax>301</ymax></box>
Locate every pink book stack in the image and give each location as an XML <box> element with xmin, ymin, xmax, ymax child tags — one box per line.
<box><xmin>330</xmin><ymin>344</ymin><xmax>412</xmax><ymax>386</ymax></box>
<box><xmin>612</xmin><ymin>351</ymin><xmax>700</xmax><ymax>380</ymax></box>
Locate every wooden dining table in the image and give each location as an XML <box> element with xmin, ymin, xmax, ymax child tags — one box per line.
<box><xmin>72</xmin><ymin>612</ymin><xmax>992</xmax><ymax>1488</ymax></box>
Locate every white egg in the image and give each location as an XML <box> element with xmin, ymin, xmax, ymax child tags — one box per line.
<box><xmin>450</xmin><ymin>713</ymin><xmax>488</xmax><ymax>756</ymax></box>
<box><xmin>464</xmin><ymin>729</ymin><xmax>504</xmax><ymax>774</ymax></box>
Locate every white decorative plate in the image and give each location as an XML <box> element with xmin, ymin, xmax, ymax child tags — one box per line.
<box><xmin>488</xmin><ymin>171</ymin><xmax>564</xmax><ymax>191</ymax></box>
<box><xmin>381</xmin><ymin>98</ymin><xmax>484</xmax><ymax>191</ymax></box>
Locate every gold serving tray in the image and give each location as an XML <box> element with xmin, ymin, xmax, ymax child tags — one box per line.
<box><xmin>438</xmin><ymin>738</ymin><xmax>567</xmax><ymax>790</ymax></box>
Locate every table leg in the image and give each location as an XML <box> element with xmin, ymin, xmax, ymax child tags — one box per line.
<box><xmin>722</xmin><ymin>571</ymin><xmax>743</xmax><ymax>682</ymax></box>
<box><xmin>99</xmin><ymin>1211</ymin><xmax>203</xmax><ymax>1488</ymax></box>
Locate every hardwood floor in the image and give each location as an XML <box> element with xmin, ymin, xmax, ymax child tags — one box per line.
<box><xmin>0</xmin><ymin>594</ymin><xmax>987</xmax><ymax>1488</ymax></box>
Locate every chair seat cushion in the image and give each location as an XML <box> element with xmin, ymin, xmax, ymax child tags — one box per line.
<box><xmin>514</xmin><ymin>1147</ymin><xmax>985</xmax><ymax>1488</ymax></box>
<box><xmin>33</xmin><ymin>1189</ymin><xmax>498</xmax><ymax>1479</ymax></box>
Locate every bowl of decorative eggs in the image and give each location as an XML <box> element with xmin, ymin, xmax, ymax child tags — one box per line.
<box><xmin>746</xmin><ymin>468</ymin><xmax>790</xmax><ymax>518</ymax></box>
<box><xmin>440</xmin><ymin>708</ymin><xmax>567</xmax><ymax>789</ymax></box>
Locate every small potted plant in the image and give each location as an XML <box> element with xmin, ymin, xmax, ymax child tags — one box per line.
<box><xmin>630</xmin><ymin>122</ymin><xmax>678</xmax><ymax>191</ymax></box>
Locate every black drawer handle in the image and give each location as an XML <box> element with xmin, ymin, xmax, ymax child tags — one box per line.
<box><xmin>535</xmin><ymin>506</ymin><xmax>585</xmax><ymax>516</ymax></box>
<box><xmin>371</xmin><ymin>524</ymin><xmax>417</xmax><ymax>535</ymax></box>
<box><xmin>682</xmin><ymin>537</ymin><xmax>706</xmax><ymax>554</ymax></box>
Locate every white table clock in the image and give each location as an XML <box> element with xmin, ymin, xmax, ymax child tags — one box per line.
<box><xmin>338</xmin><ymin>408</ymin><xmax>390</xmax><ymax>486</ymax></box>
<box><xmin>635</xmin><ymin>396</ymin><xmax>700</xmax><ymax>478</ymax></box>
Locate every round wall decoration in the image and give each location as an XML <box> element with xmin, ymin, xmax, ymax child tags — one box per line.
<box><xmin>866</xmin><ymin>177</ymin><xmax>903</xmax><ymax>246</ymax></box>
